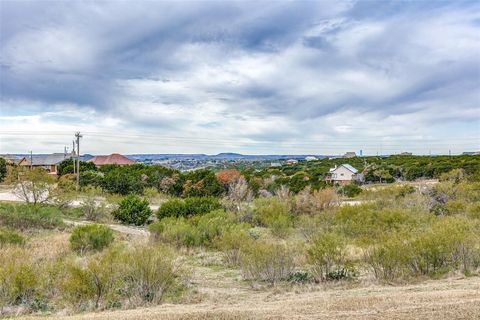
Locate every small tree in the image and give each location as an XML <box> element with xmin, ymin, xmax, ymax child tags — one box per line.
<box><xmin>70</xmin><ymin>224</ymin><xmax>114</xmax><ymax>254</ymax></box>
<box><xmin>307</xmin><ymin>233</ymin><xmax>346</xmax><ymax>281</ymax></box>
<box><xmin>14</xmin><ymin>168</ymin><xmax>56</xmax><ymax>205</ymax></box>
<box><xmin>112</xmin><ymin>195</ymin><xmax>152</xmax><ymax>225</ymax></box>
<box><xmin>0</xmin><ymin>158</ymin><xmax>6</xmax><ymax>183</ymax></box>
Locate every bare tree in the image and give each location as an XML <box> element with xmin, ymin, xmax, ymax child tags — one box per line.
<box><xmin>227</xmin><ymin>177</ymin><xmax>253</xmax><ymax>211</ymax></box>
<box><xmin>14</xmin><ymin>168</ymin><xmax>55</xmax><ymax>205</ymax></box>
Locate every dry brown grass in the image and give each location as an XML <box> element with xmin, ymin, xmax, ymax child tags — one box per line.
<box><xmin>19</xmin><ymin>275</ymin><xmax>480</xmax><ymax>320</ymax></box>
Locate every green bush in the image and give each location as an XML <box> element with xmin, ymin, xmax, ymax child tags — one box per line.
<box><xmin>0</xmin><ymin>247</ymin><xmax>39</xmax><ymax>307</ymax></box>
<box><xmin>61</xmin><ymin>247</ymin><xmax>124</xmax><ymax>309</ymax></box>
<box><xmin>156</xmin><ymin>197</ymin><xmax>221</xmax><ymax>219</ymax></box>
<box><xmin>193</xmin><ymin>210</ymin><xmax>238</xmax><ymax>245</ymax></box>
<box><xmin>409</xmin><ymin>217</ymin><xmax>479</xmax><ymax>276</ymax></box>
<box><xmin>70</xmin><ymin>224</ymin><xmax>114</xmax><ymax>253</ymax></box>
<box><xmin>240</xmin><ymin>241</ymin><xmax>296</xmax><ymax>284</ymax></box>
<box><xmin>156</xmin><ymin>199</ymin><xmax>187</xmax><ymax>219</ymax></box>
<box><xmin>365</xmin><ymin>234</ymin><xmax>410</xmax><ymax>281</ymax></box>
<box><xmin>112</xmin><ymin>195</ymin><xmax>152</xmax><ymax>226</ymax></box>
<box><xmin>0</xmin><ymin>204</ymin><xmax>64</xmax><ymax>230</ymax></box>
<box><xmin>124</xmin><ymin>244</ymin><xmax>179</xmax><ymax>303</ymax></box>
<box><xmin>252</xmin><ymin>197</ymin><xmax>292</xmax><ymax>238</ymax></box>
<box><xmin>338</xmin><ymin>184</ymin><xmax>362</xmax><ymax>198</ymax></box>
<box><xmin>215</xmin><ymin>226</ymin><xmax>254</xmax><ymax>266</ymax></box>
<box><xmin>149</xmin><ymin>217</ymin><xmax>201</xmax><ymax>248</ymax></box>
<box><xmin>307</xmin><ymin>233</ymin><xmax>347</xmax><ymax>281</ymax></box>
<box><xmin>0</xmin><ymin>228</ymin><xmax>25</xmax><ymax>247</ymax></box>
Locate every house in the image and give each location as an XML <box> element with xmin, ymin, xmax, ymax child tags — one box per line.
<box><xmin>0</xmin><ymin>155</ymin><xmax>26</xmax><ymax>165</ymax></box>
<box><xmin>343</xmin><ymin>152</ymin><xmax>356</xmax><ymax>158</ymax></box>
<box><xmin>326</xmin><ymin>164</ymin><xmax>360</xmax><ymax>185</ymax></box>
<box><xmin>19</xmin><ymin>153</ymin><xmax>72</xmax><ymax>175</ymax></box>
<box><xmin>286</xmin><ymin>159</ymin><xmax>299</xmax><ymax>165</ymax></box>
<box><xmin>399</xmin><ymin>152</ymin><xmax>413</xmax><ymax>156</ymax></box>
<box><xmin>305</xmin><ymin>156</ymin><xmax>318</xmax><ymax>161</ymax></box>
<box><xmin>88</xmin><ymin>153</ymin><xmax>136</xmax><ymax>167</ymax></box>
<box><xmin>270</xmin><ymin>162</ymin><xmax>282</xmax><ymax>168</ymax></box>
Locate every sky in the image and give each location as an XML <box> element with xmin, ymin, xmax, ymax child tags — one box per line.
<box><xmin>0</xmin><ymin>0</ymin><xmax>479</xmax><ymax>155</ymax></box>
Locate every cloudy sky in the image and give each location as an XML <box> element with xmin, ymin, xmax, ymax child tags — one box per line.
<box><xmin>0</xmin><ymin>1</ymin><xmax>479</xmax><ymax>155</ymax></box>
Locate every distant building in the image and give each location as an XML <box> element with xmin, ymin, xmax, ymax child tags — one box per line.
<box><xmin>0</xmin><ymin>155</ymin><xmax>26</xmax><ymax>165</ymax></box>
<box><xmin>305</xmin><ymin>156</ymin><xmax>318</xmax><ymax>161</ymax></box>
<box><xmin>463</xmin><ymin>151</ymin><xmax>480</xmax><ymax>155</ymax></box>
<box><xmin>270</xmin><ymin>162</ymin><xmax>282</xmax><ymax>168</ymax></box>
<box><xmin>326</xmin><ymin>164</ymin><xmax>360</xmax><ymax>185</ymax></box>
<box><xmin>19</xmin><ymin>153</ymin><xmax>72</xmax><ymax>175</ymax></box>
<box><xmin>88</xmin><ymin>153</ymin><xmax>136</xmax><ymax>167</ymax></box>
<box><xmin>286</xmin><ymin>159</ymin><xmax>299</xmax><ymax>165</ymax></box>
<box><xmin>343</xmin><ymin>152</ymin><xmax>356</xmax><ymax>158</ymax></box>
<box><xmin>399</xmin><ymin>152</ymin><xmax>413</xmax><ymax>156</ymax></box>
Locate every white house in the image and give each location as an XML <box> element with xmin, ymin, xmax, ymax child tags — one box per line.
<box><xmin>305</xmin><ymin>156</ymin><xmax>318</xmax><ymax>161</ymax></box>
<box><xmin>326</xmin><ymin>164</ymin><xmax>359</xmax><ymax>185</ymax></box>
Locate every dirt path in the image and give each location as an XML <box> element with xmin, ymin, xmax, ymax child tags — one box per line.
<box><xmin>21</xmin><ymin>276</ymin><xmax>480</xmax><ymax>319</ymax></box>
<box><xmin>64</xmin><ymin>219</ymin><xmax>149</xmax><ymax>237</ymax></box>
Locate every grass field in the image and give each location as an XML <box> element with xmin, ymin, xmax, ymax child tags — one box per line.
<box><xmin>22</xmin><ymin>274</ymin><xmax>480</xmax><ymax>320</ymax></box>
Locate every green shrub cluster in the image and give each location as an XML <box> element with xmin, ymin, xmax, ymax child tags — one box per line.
<box><xmin>366</xmin><ymin>217</ymin><xmax>480</xmax><ymax>281</ymax></box>
<box><xmin>69</xmin><ymin>224</ymin><xmax>114</xmax><ymax>254</ymax></box>
<box><xmin>0</xmin><ymin>204</ymin><xmax>64</xmax><ymax>230</ymax></box>
<box><xmin>306</xmin><ymin>232</ymin><xmax>347</xmax><ymax>282</ymax></box>
<box><xmin>252</xmin><ymin>197</ymin><xmax>292</xmax><ymax>238</ymax></box>
<box><xmin>156</xmin><ymin>197</ymin><xmax>221</xmax><ymax>219</ymax></box>
<box><xmin>150</xmin><ymin>209</ymin><xmax>243</xmax><ymax>248</ymax></box>
<box><xmin>0</xmin><ymin>244</ymin><xmax>183</xmax><ymax>314</ymax></box>
<box><xmin>0</xmin><ymin>228</ymin><xmax>25</xmax><ymax>247</ymax></box>
<box><xmin>112</xmin><ymin>195</ymin><xmax>152</xmax><ymax>226</ymax></box>
<box><xmin>240</xmin><ymin>241</ymin><xmax>296</xmax><ymax>284</ymax></box>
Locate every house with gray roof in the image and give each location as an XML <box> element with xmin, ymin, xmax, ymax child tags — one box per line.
<box><xmin>20</xmin><ymin>153</ymin><xmax>72</xmax><ymax>175</ymax></box>
<box><xmin>326</xmin><ymin>164</ymin><xmax>362</xmax><ymax>185</ymax></box>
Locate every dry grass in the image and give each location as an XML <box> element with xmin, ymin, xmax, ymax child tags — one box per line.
<box><xmin>19</xmin><ymin>273</ymin><xmax>480</xmax><ymax>320</ymax></box>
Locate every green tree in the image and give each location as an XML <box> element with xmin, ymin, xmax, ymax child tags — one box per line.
<box><xmin>112</xmin><ymin>194</ymin><xmax>152</xmax><ymax>225</ymax></box>
<box><xmin>0</xmin><ymin>157</ymin><xmax>6</xmax><ymax>183</ymax></box>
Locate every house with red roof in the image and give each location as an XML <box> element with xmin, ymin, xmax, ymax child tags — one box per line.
<box><xmin>88</xmin><ymin>153</ymin><xmax>136</xmax><ymax>167</ymax></box>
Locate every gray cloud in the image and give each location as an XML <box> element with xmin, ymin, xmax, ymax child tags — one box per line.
<box><xmin>0</xmin><ymin>1</ymin><xmax>479</xmax><ymax>154</ymax></box>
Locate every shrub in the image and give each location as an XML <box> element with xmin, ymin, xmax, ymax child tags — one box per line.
<box><xmin>0</xmin><ymin>157</ymin><xmax>6</xmax><ymax>182</ymax></box>
<box><xmin>149</xmin><ymin>217</ymin><xmax>201</xmax><ymax>248</ymax></box>
<box><xmin>252</xmin><ymin>197</ymin><xmax>292</xmax><ymax>238</ymax></box>
<box><xmin>293</xmin><ymin>187</ymin><xmax>338</xmax><ymax>215</ymax></box>
<box><xmin>240</xmin><ymin>241</ymin><xmax>296</xmax><ymax>284</ymax></box>
<box><xmin>215</xmin><ymin>227</ymin><xmax>254</xmax><ymax>266</ymax></box>
<box><xmin>409</xmin><ymin>217</ymin><xmax>479</xmax><ymax>276</ymax></box>
<box><xmin>467</xmin><ymin>203</ymin><xmax>480</xmax><ymax>219</ymax></box>
<box><xmin>112</xmin><ymin>195</ymin><xmax>152</xmax><ymax>226</ymax></box>
<box><xmin>193</xmin><ymin>210</ymin><xmax>236</xmax><ymax>245</ymax></box>
<box><xmin>365</xmin><ymin>234</ymin><xmax>410</xmax><ymax>281</ymax></box>
<box><xmin>70</xmin><ymin>224</ymin><xmax>114</xmax><ymax>254</ymax></box>
<box><xmin>124</xmin><ymin>244</ymin><xmax>180</xmax><ymax>304</ymax></box>
<box><xmin>61</xmin><ymin>247</ymin><xmax>124</xmax><ymax>309</ymax></box>
<box><xmin>156</xmin><ymin>197</ymin><xmax>221</xmax><ymax>220</ymax></box>
<box><xmin>0</xmin><ymin>247</ymin><xmax>39</xmax><ymax>307</ymax></box>
<box><xmin>0</xmin><ymin>203</ymin><xmax>64</xmax><ymax>230</ymax></box>
<box><xmin>307</xmin><ymin>233</ymin><xmax>347</xmax><ymax>281</ymax></box>
<box><xmin>156</xmin><ymin>199</ymin><xmax>187</xmax><ymax>219</ymax></box>
<box><xmin>184</xmin><ymin>197</ymin><xmax>222</xmax><ymax>216</ymax></box>
<box><xmin>338</xmin><ymin>184</ymin><xmax>362</xmax><ymax>198</ymax></box>
<box><xmin>0</xmin><ymin>228</ymin><xmax>25</xmax><ymax>247</ymax></box>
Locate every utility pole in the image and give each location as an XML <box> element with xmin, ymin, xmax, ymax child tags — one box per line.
<box><xmin>29</xmin><ymin>151</ymin><xmax>33</xmax><ymax>170</ymax></box>
<box><xmin>72</xmin><ymin>140</ymin><xmax>76</xmax><ymax>174</ymax></box>
<box><xmin>75</xmin><ymin>132</ymin><xmax>82</xmax><ymax>189</ymax></box>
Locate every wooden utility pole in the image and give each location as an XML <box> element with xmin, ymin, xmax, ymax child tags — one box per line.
<box><xmin>75</xmin><ymin>132</ymin><xmax>82</xmax><ymax>189</ymax></box>
<box><xmin>72</xmin><ymin>140</ymin><xmax>76</xmax><ymax>174</ymax></box>
<box><xmin>29</xmin><ymin>151</ymin><xmax>33</xmax><ymax>169</ymax></box>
